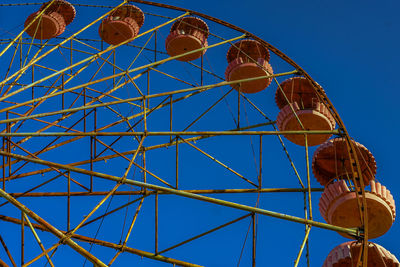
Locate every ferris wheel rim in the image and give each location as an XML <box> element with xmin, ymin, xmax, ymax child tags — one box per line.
<box><xmin>0</xmin><ymin>1</ymin><xmax>376</xmax><ymax>266</ymax></box>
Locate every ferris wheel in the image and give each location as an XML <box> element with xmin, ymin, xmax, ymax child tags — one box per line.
<box><xmin>0</xmin><ymin>1</ymin><xmax>397</xmax><ymax>266</ymax></box>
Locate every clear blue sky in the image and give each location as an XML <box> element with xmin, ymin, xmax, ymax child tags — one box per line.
<box><xmin>0</xmin><ymin>0</ymin><xmax>398</xmax><ymax>266</ymax></box>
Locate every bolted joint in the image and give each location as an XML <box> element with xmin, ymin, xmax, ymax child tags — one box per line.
<box><xmin>294</xmin><ymin>69</ymin><xmax>303</xmax><ymax>76</ymax></box>
<box><xmin>336</xmin><ymin>127</ymin><xmax>346</xmax><ymax>137</ymax></box>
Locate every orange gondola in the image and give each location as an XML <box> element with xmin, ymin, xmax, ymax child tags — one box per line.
<box><xmin>99</xmin><ymin>5</ymin><xmax>144</xmax><ymax>45</ymax></box>
<box><xmin>165</xmin><ymin>17</ymin><xmax>209</xmax><ymax>61</ymax></box>
<box><xmin>312</xmin><ymin>138</ymin><xmax>377</xmax><ymax>186</ymax></box>
<box><xmin>25</xmin><ymin>0</ymin><xmax>75</xmax><ymax>39</ymax></box>
<box><xmin>319</xmin><ymin>180</ymin><xmax>395</xmax><ymax>239</ymax></box>
<box><xmin>225</xmin><ymin>39</ymin><xmax>273</xmax><ymax>93</ymax></box>
<box><xmin>275</xmin><ymin>77</ymin><xmax>336</xmax><ymax>146</ymax></box>
<box><xmin>323</xmin><ymin>241</ymin><xmax>399</xmax><ymax>267</ymax></box>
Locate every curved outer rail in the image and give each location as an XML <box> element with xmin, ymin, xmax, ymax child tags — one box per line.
<box><xmin>128</xmin><ymin>1</ymin><xmax>369</xmax><ymax>266</ymax></box>
<box><xmin>0</xmin><ymin>1</ymin><xmax>370</xmax><ymax>266</ymax></box>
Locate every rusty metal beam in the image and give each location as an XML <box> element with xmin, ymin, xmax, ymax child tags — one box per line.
<box><xmin>0</xmin><ymin>215</ymin><xmax>203</xmax><ymax>267</ymax></box>
<box><xmin>0</xmin><ymin>70</ymin><xmax>297</xmax><ymax>124</ymax></box>
<box><xmin>7</xmin><ymin>188</ymin><xmax>323</xmax><ymax>197</ymax></box>
<box><xmin>0</xmin><ymin>151</ymin><xmax>360</xmax><ymax>237</ymax></box>
<box><xmin>0</xmin><ymin>129</ymin><xmax>338</xmax><ymax>137</ymax></box>
<box><xmin>0</xmin><ymin>188</ymin><xmax>106</xmax><ymax>266</ymax></box>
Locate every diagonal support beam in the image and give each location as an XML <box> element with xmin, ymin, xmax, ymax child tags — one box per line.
<box><xmin>0</xmin><ymin>70</ymin><xmax>298</xmax><ymax>124</ymax></box>
<box><xmin>180</xmin><ymin>137</ymin><xmax>258</xmax><ymax>187</ymax></box>
<box><xmin>0</xmin><ymin>215</ymin><xmax>203</xmax><ymax>267</ymax></box>
<box><xmin>0</xmin><ymin>0</ymin><xmax>128</xmax><ymax>91</ymax></box>
<box><xmin>0</xmin><ymin>11</ymin><xmax>190</xmax><ymax>103</ymax></box>
<box><xmin>0</xmin><ymin>151</ymin><xmax>360</xmax><ymax>237</ymax></box>
<box><xmin>159</xmin><ymin>213</ymin><xmax>252</xmax><ymax>254</ymax></box>
<box><xmin>0</xmin><ymin>187</ymin><xmax>107</xmax><ymax>267</ymax></box>
<box><xmin>0</xmin><ymin>0</ymin><xmax>57</xmax><ymax>58</ymax></box>
<box><xmin>0</xmin><ymin>129</ymin><xmax>340</xmax><ymax>137</ymax></box>
<box><xmin>1</xmin><ymin>123</ymin><xmax>275</xmax><ymax>181</ymax></box>
<box><xmin>22</xmin><ymin>213</ymin><xmax>55</xmax><ymax>267</ymax></box>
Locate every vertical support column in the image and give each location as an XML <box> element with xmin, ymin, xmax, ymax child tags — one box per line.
<box><xmin>155</xmin><ymin>192</ymin><xmax>159</xmax><ymax>255</ymax></box>
<box><xmin>32</xmin><ymin>64</ymin><xmax>35</xmax><ymax>101</ymax></box>
<box><xmin>2</xmin><ymin>137</ymin><xmax>5</xmax><ymax>190</ymax></box>
<box><xmin>147</xmin><ymin>71</ymin><xmax>150</xmax><ymax>109</ymax></box>
<box><xmin>101</xmin><ymin>31</ymin><xmax>104</xmax><ymax>51</ymax></box>
<box><xmin>201</xmin><ymin>54</ymin><xmax>204</xmax><ymax>86</ymax></box>
<box><xmin>67</xmin><ymin>171</ymin><xmax>71</xmax><ymax>232</ymax></box>
<box><xmin>237</xmin><ymin>91</ymin><xmax>241</xmax><ymax>128</ymax></box>
<box><xmin>175</xmin><ymin>138</ymin><xmax>179</xmax><ymax>189</ymax></box>
<box><xmin>61</xmin><ymin>74</ymin><xmax>65</xmax><ymax>112</ymax></box>
<box><xmin>306</xmin><ymin>234</ymin><xmax>310</xmax><ymax>267</ymax></box>
<box><xmin>90</xmin><ymin>135</ymin><xmax>93</xmax><ymax>192</ymax></box>
<box><xmin>305</xmin><ymin>134</ymin><xmax>311</xmax><ymax>267</ymax></box>
<box><xmin>305</xmin><ymin>134</ymin><xmax>312</xmax><ymax>220</ymax></box>
<box><xmin>113</xmin><ymin>50</ymin><xmax>116</xmax><ymax>87</ymax></box>
<box><xmin>92</xmin><ymin>108</ymin><xmax>97</xmax><ymax>192</ymax></box>
<box><xmin>143</xmin><ymin>99</ymin><xmax>147</xmax><ymax>133</ymax></box>
<box><xmin>143</xmin><ymin>64</ymin><xmax>148</xmax><ymax>192</ymax></box>
<box><xmin>252</xmin><ymin>213</ymin><xmax>256</xmax><ymax>267</ymax></box>
<box><xmin>21</xmin><ymin>212</ymin><xmax>24</xmax><ymax>266</ymax></box>
<box><xmin>301</xmin><ymin>157</ymin><xmax>309</xmax><ymax>267</ymax></box>
<box><xmin>70</xmin><ymin>39</ymin><xmax>73</xmax><ymax>75</ymax></box>
<box><xmin>6</xmin><ymin>112</ymin><xmax>10</xmax><ymax>178</ymax></box>
<box><xmin>154</xmin><ymin>30</ymin><xmax>157</xmax><ymax>62</ymax></box>
<box><xmin>66</xmin><ymin>39</ymin><xmax>72</xmax><ymax>117</ymax></box>
<box><xmin>19</xmin><ymin>36</ymin><xmax>22</xmax><ymax>69</ymax></box>
<box><xmin>143</xmin><ymin>146</ymin><xmax>147</xmax><ymax>194</ymax></box>
<box><xmin>83</xmin><ymin>87</ymin><xmax>87</xmax><ymax>131</ymax></box>
<box><xmin>82</xmin><ymin>65</ymin><xmax>88</xmax><ymax>208</ymax></box>
<box><xmin>258</xmin><ymin>135</ymin><xmax>262</xmax><ymax>189</ymax></box>
<box><xmin>169</xmin><ymin>95</ymin><xmax>173</xmax><ymax>143</ymax></box>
